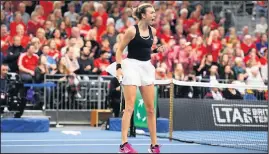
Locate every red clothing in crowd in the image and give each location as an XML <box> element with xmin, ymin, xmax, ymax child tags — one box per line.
<box><xmin>10</xmin><ymin>21</ymin><xmax>27</xmax><ymax>37</ymax></box>
<box><xmin>243</xmin><ymin>55</ymin><xmax>260</xmax><ymax>64</ymax></box>
<box><xmin>257</xmin><ymin>1</ymin><xmax>266</xmax><ymax>7</ymax></box>
<box><xmin>96</xmin><ymin>25</ymin><xmax>107</xmax><ymax>43</ymax></box>
<box><xmin>79</xmin><ymin>24</ymin><xmax>91</xmax><ymax>37</ymax></box>
<box><xmin>260</xmin><ymin>57</ymin><xmax>267</xmax><ymax>65</ymax></box>
<box><xmin>192</xmin><ymin>44</ymin><xmax>207</xmax><ymax>61</ymax></box>
<box><xmin>1</xmin><ymin>35</ymin><xmax>11</xmax><ymax>56</ymax></box>
<box><xmin>65</xmin><ymin>27</ymin><xmax>72</xmax><ymax>38</ymax></box>
<box><xmin>241</xmin><ymin>42</ymin><xmax>256</xmax><ymax>55</ymax></box>
<box><xmin>54</xmin><ymin>39</ymin><xmax>65</xmax><ymax>51</ymax></box>
<box><xmin>48</xmin><ymin>49</ymin><xmax>61</xmax><ymax>60</ymax></box>
<box><xmin>39</xmin><ymin>1</ymin><xmax>54</xmax><ymax>19</ymax></box>
<box><xmin>39</xmin><ymin>38</ymin><xmax>48</xmax><ymax>47</ymax></box>
<box><xmin>18</xmin><ymin>53</ymin><xmax>39</xmax><ymax>71</ymax></box>
<box><xmin>208</xmin><ymin>39</ymin><xmax>222</xmax><ymax>62</ymax></box>
<box><xmin>92</xmin><ymin>12</ymin><xmax>109</xmax><ymax>26</ymax></box>
<box><xmin>27</xmin><ymin>20</ymin><xmax>42</xmax><ymax>35</ymax></box>
<box><xmin>209</xmin><ymin>20</ymin><xmax>219</xmax><ymax>30</ymax></box>
<box><xmin>9</xmin><ymin>35</ymin><xmax>30</xmax><ymax>48</ymax></box>
<box><xmin>160</xmin><ymin>33</ymin><xmax>173</xmax><ymax>44</ymax></box>
<box><xmin>94</xmin><ymin>58</ymin><xmax>110</xmax><ymax>76</ymax></box>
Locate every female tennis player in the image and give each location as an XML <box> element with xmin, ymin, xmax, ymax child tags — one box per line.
<box><xmin>115</xmin><ymin>3</ymin><xmax>165</xmax><ymax>153</ymax></box>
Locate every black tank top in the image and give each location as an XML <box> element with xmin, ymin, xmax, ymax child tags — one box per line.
<box><xmin>127</xmin><ymin>25</ymin><xmax>153</xmax><ymax>61</ymax></box>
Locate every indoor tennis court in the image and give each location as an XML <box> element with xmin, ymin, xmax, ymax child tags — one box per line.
<box><xmin>1</xmin><ymin>127</ymin><xmax>266</xmax><ymax>153</ymax></box>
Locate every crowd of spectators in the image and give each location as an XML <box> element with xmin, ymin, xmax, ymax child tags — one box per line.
<box><xmin>0</xmin><ymin>1</ymin><xmax>268</xmax><ymax>101</ymax></box>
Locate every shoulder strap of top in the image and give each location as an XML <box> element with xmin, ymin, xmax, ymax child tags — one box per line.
<box><xmin>148</xmin><ymin>26</ymin><xmax>153</xmax><ymax>38</ymax></box>
<box><xmin>134</xmin><ymin>25</ymin><xmax>139</xmax><ymax>35</ymax></box>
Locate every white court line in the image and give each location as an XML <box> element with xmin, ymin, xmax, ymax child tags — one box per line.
<box><xmin>185</xmin><ymin>139</ymin><xmax>267</xmax><ymax>142</ymax></box>
<box><xmin>221</xmin><ymin>144</ymin><xmax>267</xmax><ymax>146</ymax></box>
<box><xmin>1</xmin><ymin>143</ymin><xmax>200</xmax><ymax>147</ymax></box>
<box><xmin>2</xmin><ymin>143</ymin><xmax>267</xmax><ymax>147</ymax></box>
<box><xmin>1</xmin><ymin>139</ymin><xmax>167</xmax><ymax>142</ymax></box>
<box><xmin>2</xmin><ymin>139</ymin><xmax>266</xmax><ymax>142</ymax></box>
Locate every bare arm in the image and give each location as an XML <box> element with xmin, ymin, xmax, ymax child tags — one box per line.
<box><xmin>115</xmin><ymin>26</ymin><xmax>136</xmax><ymax>64</ymax></box>
<box><xmin>151</xmin><ymin>26</ymin><xmax>157</xmax><ymax>40</ymax></box>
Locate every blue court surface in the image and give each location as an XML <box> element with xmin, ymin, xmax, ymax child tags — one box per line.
<box><xmin>1</xmin><ymin>127</ymin><xmax>266</xmax><ymax>153</ymax></box>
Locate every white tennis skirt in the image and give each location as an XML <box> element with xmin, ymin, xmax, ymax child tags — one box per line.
<box><xmin>121</xmin><ymin>58</ymin><xmax>155</xmax><ymax>86</ymax></box>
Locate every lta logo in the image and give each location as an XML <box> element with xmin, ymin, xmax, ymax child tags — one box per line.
<box><xmin>211</xmin><ymin>104</ymin><xmax>268</xmax><ymax>127</ymax></box>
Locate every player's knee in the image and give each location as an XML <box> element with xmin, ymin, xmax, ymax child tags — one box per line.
<box><xmin>146</xmin><ymin>107</ymin><xmax>155</xmax><ymax>116</ymax></box>
<box><xmin>124</xmin><ymin>107</ymin><xmax>134</xmax><ymax>115</ymax></box>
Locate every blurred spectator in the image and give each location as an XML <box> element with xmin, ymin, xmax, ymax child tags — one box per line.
<box><xmin>92</xmin><ymin>3</ymin><xmax>108</xmax><ymax>27</ymax></box>
<box><xmin>64</xmin><ymin>2</ymin><xmax>79</xmax><ymax>26</ymax></box>
<box><xmin>40</xmin><ymin>45</ymin><xmax>57</xmax><ymax>73</ymax></box>
<box><xmin>202</xmin><ymin>64</ymin><xmax>220</xmax><ymax>83</ymax></box>
<box><xmin>115</xmin><ymin>8</ymin><xmax>135</xmax><ymax>33</ymax></box>
<box><xmin>232</xmin><ymin>57</ymin><xmax>247</xmax><ymax>80</ymax></box>
<box><xmin>207</xmin><ymin>30</ymin><xmax>222</xmax><ymax>62</ymax></box>
<box><xmin>17</xmin><ymin>3</ymin><xmax>30</xmax><ymax>25</ymax></box>
<box><xmin>31</xmin><ymin>37</ymin><xmax>42</xmax><ymax>54</ymax></box>
<box><xmin>0</xmin><ymin>63</ymin><xmax>9</xmax><ymax>91</ymax></box>
<box><xmin>109</xmin><ymin>5</ymin><xmax>121</xmax><ymax>22</ymax></box>
<box><xmin>17</xmin><ymin>44</ymin><xmax>39</xmax><ymax>83</ymax></box>
<box><xmin>232</xmin><ymin>74</ymin><xmax>247</xmax><ymax>96</ymax></box>
<box><xmin>155</xmin><ymin>62</ymin><xmax>168</xmax><ymax>80</ymax></box>
<box><xmin>47</xmin><ymin>39</ymin><xmax>61</xmax><ymax>61</ymax></box>
<box><xmin>77</xmin><ymin>16</ymin><xmax>91</xmax><ymax>37</ymax></box>
<box><xmin>220</xmin><ymin>65</ymin><xmax>234</xmax><ymax>83</ymax></box>
<box><xmin>70</xmin><ymin>27</ymin><xmax>84</xmax><ymax>49</ymax></box>
<box><xmin>10</xmin><ymin>12</ymin><xmax>27</xmax><ymax>37</ymax></box>
<box><xmin>222</xmin><ymin>86</ymin><xmax>243</xmax><ymax>100</ymax></box>
<box><xmin>93</xmin><ymin>51</ymin><xmax>110</xmax><ymax>76</ymax></box>
<box><xmin>204</xmin><ymin>87</ymin><xmax>224</xmax><ymax>100</ymax></box>
<box><xmin>1</xmin><ymin>24</ymin><xmax>10</xmax><ymax>56</ymax></box>
<box><xmin>245</xmin><ymin>66</ymin><xmax>265</xmax><ymax>86</ymax></box>
<box><xmin>173</xmin><ymin>63</ymin><xmax>185</xmax><ymax>81</ymax></box>
<box><xmin>77</xmin><ymin>46</ymin><xmax>96</xmax><ymax>75</ymax></box>
<box><xmin>51</xmin><ymin>29</ymin><xmax>65</xmax><ymax>50</ymax></box>
<box><xmin>256</xmin><ymin>33</ymin><xmax>268</xmax><ymax>56</ymax></box>
<box><xmin>2</xmin><ymin>2</ymin><xmax>13</xmax><ymax>27</ymax></box>
<box><xmin>39</xmin><ymin>1</ymin><xmax>54</xmax><ymax>19</ymax></box>
<box><xmin>255</xmin><ymin>17</ymin><xmax>268</xmax><ymax>34</ymax></box>
<box><xmin>79</xmin><ymin>2</ymin><xmax>92</xmax><ymax>25</ymax></box>
<box><xmin>36</xmin><ymin>28</ymin><xmax>47</xmax><ymax>47</ymax></box>
<box><xmin>27</xmin><ymin>11</ymin><xmax>43</xmax><ymax>36</ymax></box>
<box><xmin>57</xmin><ymin>21</ymin><xmax>69</xmax><ymax>39</ymax></box>
<box><xmin>11</xmin><ymin>24</ymin><xmax>30</xmax><ymax>48</ymax></box>
<box><xmin>58</xmin><ymin>47</ymin><xmax>79</xmax><ymax>75</ymax></box>
<box><xmin>85</xmin><ymin>29</ymin><xmax>101</xmax><ymax>58</ymax></box>
<box><xmin>33</xmin><ymin>55</ymin><xmax>50</xmax><ymax>83</ymax></box>
<box><xmin>254</xmin><ymin>1</ymin><xmax>268</xmax><ymax>19</ymax></box>
<box><xmin>53</xmin><ymin>9</ymin><xmax>63</xmax><ymax>26</ymax></box>
<box><xmin>44</xmin><ymin>20</ymin><xmax>55</xmax><ymax>39</ymax></box>
<box><xmin>196</xmin><ymin>54</ymin><xmax>215</xmax><ymax>77</ymax></box>
<box><xmin>4</xmin><ymin>36</ymin><xmax>24</xmax><ymax>72</ymax></box>
<box><xmin>102</xmin><ymin>25</ymin><xmax>117</xmax><ymax>51</ymax></box>
<box><xmin>0</xmin><ymin>52</ymin><xmax>4</xmax><ymax>65</ymax></box>
<box><xmin>241</xmin><ymin>35</ymin><xmax>256</xmax><ymax>55</ymax></box>
<box><xmin>61</xmin><ymin>37</ymin><xmax>80</xmax><ymax>58</ymax></box>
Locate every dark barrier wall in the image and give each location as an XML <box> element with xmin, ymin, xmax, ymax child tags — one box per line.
<box><xmin>158</xmin><ymin>98</ymin><xmax>268</xmax><ymax>131</ymax></box>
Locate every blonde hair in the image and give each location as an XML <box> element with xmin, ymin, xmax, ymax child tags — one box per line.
<box><xmin>53</xmin><ymin>1</ymin><xmax>62</xmax><ymax>10</ymax></box>
<box><xmin>132</xmin><ymin>3</ymin><xmax>153</xmax><ymax>20</ymax></box>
